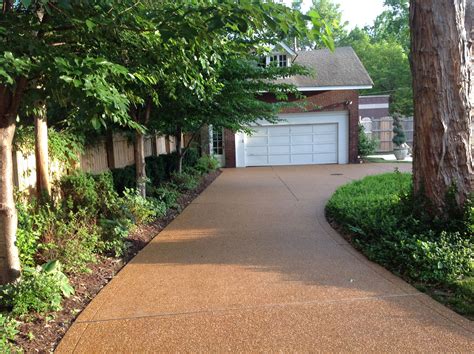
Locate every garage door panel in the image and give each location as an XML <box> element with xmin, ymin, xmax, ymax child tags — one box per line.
<box><xmin>314</xmin><ymin>153</ymin><xmax>338</xmax><ymax>164</ymax></box>
<box><xmin>292</xmin><ymin>135</ymin><xmax>313</xmax><ymax>144</ymax></box>
<box><xmin>291</xmin><ymin>145</ymin><xmax>313</xmax><ymax>153</ymax></box>
<box><xmin>269</xmin><ymin>146</ymin><xmax>290</xmax><ymax>155</ymax></box>
<box><xmin>313</xmin><ymin>143</ymin><xmax>337</xmax><ymax>153</ymax></box>
<box><xmin>292</xmin><ymin>154</ymin><xmax>313</xmax><ymax>164</ymax></box>
<box><xmin>268</xmin><ymin>136</ymin><xmax>290</xmax><ymax>145</ymax></box>
<box><xmin>247</xmin><ymin>155</ymin><xmax>268</xmax><ymax>165</ymax></box>
<box><xmin>291</xmin><ymin>125</ymin><xmax>313</xmax><ymax>134</ymax></box>
<box><xmin>315</xmin><ymin>133</ymin><xmax>337</xmax><ymax>144</ymax></box>
<box><xmin>268</xmin><ymin>126</ymin><xmax>290</xmax><ymax>135</ymax></box>
<box><xmin>247</xmin><ymin>136</ymin><xmax>267</xmax><ymax>146</ymax></box>
<box><xmin>314</xmin><ymin>124</ymin><xmax>337</xmax><ymax>133</ymax></box>
<box><xmin>247</xmin><ymin>146</ymin><xmax>268</xmax><ymax>155</ymax></box>
<box><xmin>269</xmin><ymin>155</ymin><xmax>290</xmax><ymax>165</ymax></box>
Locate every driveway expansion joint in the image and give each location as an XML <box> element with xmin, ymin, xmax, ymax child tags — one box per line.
<box><xmin>77</xmin><ymin>293</ymin><xmax>423</xmax><ymax>325</ymax></box>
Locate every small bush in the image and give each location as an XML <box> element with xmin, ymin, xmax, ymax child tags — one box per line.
<box><xmin>171</xmin><ymin>171</ymin><xmax>200</xmax><ymax>192</ymax></box>
<box><xmin>358</xmin><ymin>124</ymin><xmax>378</xmax><ymax>157</ymax></box>
<box><xmin>121</xmin><ymin>188</ymin><xmax>165</xmax><ymax>224</ymax></box>
<box><xmin>145</xmin><ymin>155</ymin><xmax>167</xmax><ymax>187</ymax></box>
<box><xmin>183</xmin><ymin>147</ymin><xmax>200</xmax><ymax>168</ymax></box>
<box><xmin>150</xmin><ymin>184</ymin><xmax>180</xmax><ymax>209</ymax></box>
<box><xmin>0</xmin><ymin>261</ymin><xmax>74</xmax><ymax>317</ymax></box>
<box><xmin>60</xmin><ymin>172</ymin><xmax>98</xmax><ymax>215</ymax></box>
<box><xmin>194</xmin><ymin>155</ymin><xmax>220</xmax><ymax>175</ymax></box>
<box><xmin>38</xmin><ymin>208</ymin><xmax>101</xmax><ymax>273</ymax></box>
<box><xmin>16</xmin><ymin>198</ymin><xmax>50</xmax><ymax>267</ymax></box>
<box><xmin>0</xmin><ymin>313</ymin><xmax>19</xmax><ymax>353</ymax></box>
<box><xmin>98</xmin><ymin>218</ymin><xmax>132</xmax><ymax>257</ymax></box>
<box><xmin>110</xmin><ymin>165</ymin><xmax>136</xmax><ymax>195</ymax></box>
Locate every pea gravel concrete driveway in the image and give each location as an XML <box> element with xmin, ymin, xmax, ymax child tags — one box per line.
<box><xmin>57</xmin><ymin>164</ymin><xmax>474</xmax><ymax>353</ymax></box>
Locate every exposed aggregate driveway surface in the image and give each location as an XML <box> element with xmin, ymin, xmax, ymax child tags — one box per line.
<box><xmin>57</xmin><ymin>164</ymin><xmax>474</xmax><ymax>353</ymax></box>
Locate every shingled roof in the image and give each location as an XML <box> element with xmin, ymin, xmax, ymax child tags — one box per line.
<box><xmin>278</xmin><ymin>46</ymin><xmax>373</xmax><ymax>90</ymax></box>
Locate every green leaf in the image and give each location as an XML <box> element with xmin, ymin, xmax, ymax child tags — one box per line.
<box><xmin>21</xmin><ymin>0</ymin><xmax>32</xmax><ymax>8</ymax></box>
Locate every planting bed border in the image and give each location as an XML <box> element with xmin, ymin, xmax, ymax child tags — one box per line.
<box><xmin>14</xmin><ymin>170</ymin><xmax>221</xmax><ymax>352</ymax></box>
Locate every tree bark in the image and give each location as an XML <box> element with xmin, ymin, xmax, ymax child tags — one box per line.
<box><xmin>176</xmin><ymin>127</ymin><xmax>183</xmax><ymax>173</ymax></box>
<box><xmin>134</xmin><ymin>130</ymin><xmax>146</xmax><ymax>198</ymax></box>
<box><xmin>410</xmin><ymin>0</ymin><xmax>473</xmax><ymax>213</ymax></box>
<box><xmin>34</xmin><ymin>101</ymin><xmax>50</xmax><ymax>200</ymax></box>
<box><xmin>134</xmin><ymin>100</ymin><xmax>151</xmax><ymax>198</ymax></box>
<box><xmin>0</xmin><ymin>79</ymin><xmax>26</xmax><ymax>284</ymax></box>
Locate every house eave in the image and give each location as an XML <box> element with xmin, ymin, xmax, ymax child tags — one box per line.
<box><xmin>297</xmin><ymin>85</ymin><xmax>373</xmax><ymax>92</ymax></box>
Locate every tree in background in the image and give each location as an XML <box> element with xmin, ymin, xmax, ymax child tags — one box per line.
<box><xmin>291</xmin><ymin>0</ymin><xmax>348</xmax><ymax>49</ymax></box>
<box><xmin>338</xmin><ymin>0</ymin><xmax>412</xmax><ymax>116</ymax></box>
<box><xmin>410</xmin><ymin>0</ymin><xmax>472</xmax><ymax>213</ymax></box>
<box><xmin>371</xmin><ymin>0</ymin><xmax>410</xmax><ymax>52</ymax></box>
<box><xmin>339</xmin><ymin>29</ymin><xmax>413</xmax><ymax>116</ymax></box>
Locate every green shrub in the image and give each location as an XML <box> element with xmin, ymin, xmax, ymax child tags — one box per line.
<box><xmin>171</xmin><ymin>171</ymin><xmax>200</xmax><ymax>192</ymax></box>
<box><xmin>16</xmin><ymin>198</ymin><xmax>51</xmax><ymax>268</ymax></box>
<box><xmin>326</xmin><ymin>172</ymin><xmax>474</xmax><ymax>285</ymax></box>
<box><xmin>358</xmin><ymin>124</ymin><xmax>378</xmax><ymax>157</ymax></box>
<box><xmin>145</xmin><ymin>155</ymin><xmax>167</xmax><ymax>187</ymax></box>
<box><xmin>110</xmin><ymin>165</ymin><xmax>136</xmax><ymax>195</ymax></box>
<box><xmin>98</xmin><ymin>218</ymin><xmax>132</xmax><ymax>257</ymax></box>
<box><xmin>194</xmin><ymin>155</ymin><xmax>220</xmax><ymax>175</ymax></box>
<box><xmin>121</xmin><ymin>188</ymin><xmax>165</xmax><ymax>224</ymax></box>
<box><xmin>38</xmin><ymin>208</ymin><xmax>101</xmax><ymax>273</ymax></box>
<box><xmin>60</xmin><ymin>172</ymin><xmax>99</xmax><ymax>214</ymax></box>
<box><xmin>0</xmin><ymin>313</ymin><xmax>19</xmax><ymax>353</ymax></box>
<box><xmin>183</xmin><ymin>147</ymin><xmax>200</xmax><ymax>168</ymax></box>
<box><xmin>150</xmin><ymin>184</ymin><xmax>180</xmax><ymax>209</ymax></box>
<box><xmin>161</xmin><ymin>153</ymin><xmax>180</xmax><ymax>177</ymax></box>
<box><xmin>0</xmin><ymin>261</ymin><xmax>74</xmax><ymax>317</ymax></box>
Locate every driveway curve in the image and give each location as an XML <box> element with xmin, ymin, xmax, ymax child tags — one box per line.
<box><xmin>57</xmin><ymin>164</ymin><xmax>473</xmax><ymax>353</ymax></box>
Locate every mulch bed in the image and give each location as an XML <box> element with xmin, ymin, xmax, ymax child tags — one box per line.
<box><xmin>15</xmin><ymin>170</ymin><xmax>221</xmax><ymax>353</ymax></box>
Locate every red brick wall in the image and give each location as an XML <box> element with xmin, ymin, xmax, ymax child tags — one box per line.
<box><xmin>224</xmin><ymin>90</ymin><xmax>360</xmax><ymax>167</ymax></box>
<box><xmin>224</xmin><ymin>128</ymin><xmax>236</xmax><ymax>168</ymax></box>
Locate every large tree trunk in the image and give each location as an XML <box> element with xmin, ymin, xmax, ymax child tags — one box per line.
<box><xmin>0</xmin><ymin>80</ymin><xmax>26</xmax><ymax>284</ymax></box>
<box><xmin>410</xmin><ymin>0</ymin><xmax>473</xmax><ymax>213</ymax></box>
<box><xmin>34</xmin><ymin>101</ymin><xmax>50</xmax><ymax>199</ymax></box>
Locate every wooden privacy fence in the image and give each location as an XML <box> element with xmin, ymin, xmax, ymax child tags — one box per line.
<box><xmin>360</xmin><ymin>116</ymin><xmax>414</xmax><ymax>152</ymax></box>
<box><xmin>13</xmin><ymin>133</ymin><xmax>180</xmax><ymax>194</ymax></box>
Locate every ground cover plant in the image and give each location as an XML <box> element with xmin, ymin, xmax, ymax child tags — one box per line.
<box><xmin>326</xmin><ymin>171</ymin><xmax>474</xmax><ymax>319</ymax></box>
<box><xmin>0</xmin><ymin>153</ymin><xmax>220</xmax><ymax>351</ymax></box>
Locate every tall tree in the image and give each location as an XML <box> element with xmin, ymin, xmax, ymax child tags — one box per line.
<box><xmin>372</xmin><ymin>0</ymin><xmax>410</xmax><ymax>52</ymax></box>
<box><xmin>290</xmin><ymin>0</ymin><xmax>348</xmax><ymax>49</ymax></box>
<box><xmin>0</xmin><ymin>0</ymin><xmax>138</xmax><ymax>283</ymax></box>
<box><xmin>339</xmin><ymin>29</ymin><xmax>413</xmax><ymax>116</ymax></box>
<box><xmin>410</xmin><ymin>0</ymin><xmax>472</xmax><ymax>213</ymax></box>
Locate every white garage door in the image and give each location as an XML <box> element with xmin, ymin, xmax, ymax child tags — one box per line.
<box><xmin>245</xmin><ymin>123</ymin><xmax>338</xmax><ymax>166</ymax></box>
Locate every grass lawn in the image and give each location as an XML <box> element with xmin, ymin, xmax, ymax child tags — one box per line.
<box><xmin>326</xmin><ymin>172</ymin><xmax>474</xmax><ymax>319</ymax></box>
<box><xmin>363</xmin><ymin>157</ymin><xmax>412</xmax><ymax>164</ymax></box>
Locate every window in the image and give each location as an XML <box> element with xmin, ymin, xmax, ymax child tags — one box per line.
<box><xmin>212</xmin><ymin>128</ymin><xmax>224</xmax><ymax>155</ymax></box>
<box><xmin>278</xmin><ymin>54</ymin><xmax>287</xmax><ymax>67</ymax></box>
<box><xmin>269</xmin><ymin>54</ymin><xmax>287</xmax><ymax>67</ymax></box>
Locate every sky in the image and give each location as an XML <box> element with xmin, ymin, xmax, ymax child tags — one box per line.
<box><xmin>283</xmin><ymin>0</ymin><xmax>386</xmax><ymax>30</ymax></box>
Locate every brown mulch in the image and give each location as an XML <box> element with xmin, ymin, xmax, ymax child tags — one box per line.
<box><xmin>14</xmin><ymin>170</ymin><xmax>221</xmax><ymax>353</ymax></box>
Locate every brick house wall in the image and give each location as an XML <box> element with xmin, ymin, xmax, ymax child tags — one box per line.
<box><xmin>359</xmin><ymin>95</ymin><xmax>390</xmax><ymax>119</ymax></box>
<box><xmin>224</xmin><ymin>90</ymin><xmax>360</xmax><ymax>167</ymax></box>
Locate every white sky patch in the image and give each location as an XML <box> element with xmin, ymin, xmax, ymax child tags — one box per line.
<box><xmin>281</xmin><ymin>0</ymin><xmax>386</xmax><ymax>29</ymax></box>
